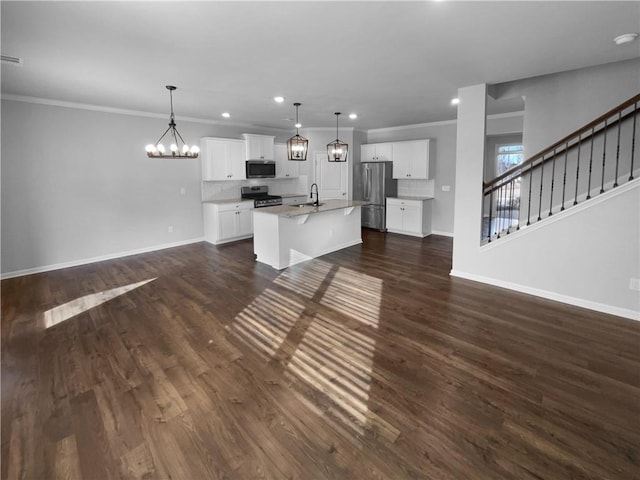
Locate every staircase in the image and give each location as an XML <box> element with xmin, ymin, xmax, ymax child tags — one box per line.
<box><xmin>482</xmin><ymin>93</ymin><xmax>640</xmax><ymax>243</ymax></box>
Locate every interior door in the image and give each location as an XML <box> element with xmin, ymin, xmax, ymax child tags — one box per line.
<box><xmin>314</xmin><ymin>151</ymin><xmax>348</xmax><ymax>200</ymax></box>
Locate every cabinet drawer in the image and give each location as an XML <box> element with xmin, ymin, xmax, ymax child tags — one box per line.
<box><xmin>386</xmin><ymin>198</ymin><xmax>421</xmax><ymax>208</ymax></box>
<box><xmin>216</xmin><ymin>201</ymin><xmax>254</xmax><ymax>212</ymax></box>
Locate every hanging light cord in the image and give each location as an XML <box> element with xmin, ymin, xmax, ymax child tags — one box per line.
<box><xmin>154</xmin><ymin>87</ymin><xmax>187</xmax><ymax>147</ymax></box>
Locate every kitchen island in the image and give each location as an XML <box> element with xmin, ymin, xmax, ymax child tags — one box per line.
<box><xmin>253</xmin><ymin>199</ymin><xmax>368</xmax><ymax>269</ymax></box>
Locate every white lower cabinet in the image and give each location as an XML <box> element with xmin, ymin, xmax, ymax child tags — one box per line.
<box><xmin>386</xmin><ymin>198</ymin><xmax>432</xmax><ymax>237</ymax></box>
<box><xmin>204</xmin><ymin>201</ymin><xmax>254</xmax><ymax>245</ymax></box>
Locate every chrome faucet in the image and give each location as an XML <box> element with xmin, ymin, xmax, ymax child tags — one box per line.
<box><xmin>310</xmin><ymin>183</ymin><xmax>319</xmax><ymax>206</ymax></box>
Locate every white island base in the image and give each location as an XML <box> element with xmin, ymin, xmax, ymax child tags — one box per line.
<box><xmin>253</xmin><ymin>200</ymin><xmax>365</xmax><ymax>270</ymax></box>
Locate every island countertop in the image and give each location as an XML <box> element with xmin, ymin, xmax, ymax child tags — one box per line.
<box><xmin>255</xmin><ymin>199</ymin><xmax>369</xmax><ymax>218</ymax></box>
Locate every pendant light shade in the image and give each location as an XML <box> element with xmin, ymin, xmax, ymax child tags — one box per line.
<box><xmin>145</xmin><ymin>85</ymin><xmax>199</xmax><ymax>158</ymax></box>
<box><xmin>327</xmin><ymin>112</ymin><xmax>348</xmax><ymax>162</ymax></box>
<box><xmin>287</xmin><ymin>102</ymin><xmax>308</xmax><ymax>161</ymax></box>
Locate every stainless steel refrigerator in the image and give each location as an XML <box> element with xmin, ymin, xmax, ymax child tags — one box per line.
<box><xmin>361</xmin><ymin>161</ymin><xmax>397</xmax><ymax>230</ymax></box>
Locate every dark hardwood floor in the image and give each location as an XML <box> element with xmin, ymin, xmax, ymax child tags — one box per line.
<box><xmin>2</xmin><ymin>230</ymin><xmax>639</xmax><ymax>479</ymax></box>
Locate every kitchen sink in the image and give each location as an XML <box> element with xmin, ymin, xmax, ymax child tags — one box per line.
<box><xmin>298</xmin><ymin>202</ymin><xmax>324</xmax><ymax>207</ymax></box>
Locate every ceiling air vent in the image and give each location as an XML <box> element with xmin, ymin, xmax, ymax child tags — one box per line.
<box><xmin>1</xmin><ymin>55</ymin><xmax>23</xmax><ymax>66</ymax></box>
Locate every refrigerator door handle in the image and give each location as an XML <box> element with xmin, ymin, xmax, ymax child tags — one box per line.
<box><xmin>364</xmin><ymin>167</ymin><xmax>369</xmax><ymax>201</ymax></box>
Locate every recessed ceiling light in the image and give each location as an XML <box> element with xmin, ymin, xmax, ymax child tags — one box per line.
<box><xmin>221</xmin><ymin>112</ymin><xmax>230</xmax><ymax>118</ymax></box>
<box><xmin>451</xmin><ymin>98</ymin><xmax>460</xmax><ymax>106</ymax></box>
<box><xmin>614</xmin><ymin>33</ymin><xmax>638</xmax><ymax>45</ymax></box>
<box><xmin>274</xmin><ymin>96</ymin><xmax>285</xmax><ymax>103</ymax></box>
<box><xmin>349</xmin><ymin>113</ymin><xmax>358</xmax><ymax>120</ymax></box>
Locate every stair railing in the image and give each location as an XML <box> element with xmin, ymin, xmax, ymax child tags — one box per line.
<box><xmin>482</xmin><ymin>93</ymin><xmax>640</xmax><ymax>243</ymax></box>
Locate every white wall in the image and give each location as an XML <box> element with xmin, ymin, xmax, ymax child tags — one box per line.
<box><xmin>493</xmin><ymin>58</ymin><xmax>640</xmax><ymax>157</ymax></box>
<box><xmin>0</xmin><ymin>99</ymin><xmax>288</xmax><ymax>276</ymax></box>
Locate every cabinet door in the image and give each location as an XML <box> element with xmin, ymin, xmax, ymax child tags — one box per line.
<box><xmin>227</xmin><ymin>140</ymin><xmax>246</xmax><ymax>180</ymax></box>
<box><xmin>375</xmin><ymin>143</ymin><xmax>393</xmax><ymax>162</ymax></box>
<box><xmin>361</xmin><ymin>144</ymin><xmax>376</xmax><ymax>162</ymax></box>
<box><xmin>392</xmin><ymin>141</ymin><xmax>412</xmax><ymax>179</ymax></box>
<box><xmin>244</xmin><ymin>134</ymin><xmax>274</xmax><ymax>160</ymax></box>
<box><xmin>237</xmin><ymin>209</ymin><xmax>253</xmax><ymax>236</ymax></box>
<box><xmin>401</xmin><ymin>204</ymin><xmax>422</xmax><ymax>233</ymax></box>
<box><xmin>274</xmin><ymin>144</ymin><xmax>300</xmax><ymax>178</ymax></box>
<box><xmin>386</xmin><ymin>203</ymin><xmax>404</xmax><ymax>231</ymax></box>
<box><xmin>259</xmin><ymin>136</ymin><xmax>274</xmax><ymax>160</ymax></box>
<box><xmin>218</xmin><ymin>210</ymin><xmax>238</xmax><ymax>240</ymax></box>
<box><xmin>201</xmin><ymin>139</ymin><xmax>228</xmax><ymax>181</ymax></box>
<box><xmin>409</xmin><ymin>140</ymin><xmax>429</xmax><ymax>179</ymax></box>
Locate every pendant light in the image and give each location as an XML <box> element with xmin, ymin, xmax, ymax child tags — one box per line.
<box><xmin>327</xmin><ymin>112</ymin><xmax>348</xmax><ymax>162</ymax></box>
<box><xmin>145</xmin><ymin>85</ymin><xmax>200</xmax><ymax>158</ymax></box>
<box><xmin>287</xmin><ymin>102</ymin><xmax>308</xmax><ymax>161</ymax></box>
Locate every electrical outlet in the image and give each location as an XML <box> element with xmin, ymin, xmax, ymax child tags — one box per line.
<box><xmin>630</xmin><ymin>278</ymin><xmax>640</xmax><ymax>291</ymax></box>
<box><xmin>168</xmin><ymin>226</ymin><xmax>174</xmax><ymax>233</ymax></box>
<box><xmin>180</xmin><ymin>187</ymin><xmax>186</xmax><ymax>195</ymax></box>
<box><xmin>442</xmin><ymin>185</ymin><xmax>451</xmax><ymax>192</ymax></box>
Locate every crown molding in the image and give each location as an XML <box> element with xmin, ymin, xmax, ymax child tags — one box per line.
<box><xmin>2</xmin><ymin>93</ymin><xmax>525</xmax><ymax>134</ymax></box>
<box><xmin>0</xmin><ymin>94</ymin><xmax>291</xmax><ymax>131</ymax></box>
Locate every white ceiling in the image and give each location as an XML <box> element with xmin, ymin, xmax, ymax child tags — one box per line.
<box><xmin>2</xmin><ymin>1</ymin><xmax>639</xmax><ymax>130</ymax></box>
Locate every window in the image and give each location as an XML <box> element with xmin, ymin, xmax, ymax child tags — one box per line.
<box><xmin>495</xmin><ymin>144</ymin><xmax>524</xmax><ymax>211</ymax></box>
<box><xmin>496</xmin><ymin>144</ymin><xmax>524</xmax><ymax>174</ymax></box>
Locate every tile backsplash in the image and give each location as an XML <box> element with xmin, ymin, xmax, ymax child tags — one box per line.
<box><xmin>202</xmin><ymin>176</ymin><xmax>308</xmax><ymax>201</ymax></box>
<box><xmin>397</xmin><ymin>179</ymin><xmax>435</xmax><ymax>197</ymax></box>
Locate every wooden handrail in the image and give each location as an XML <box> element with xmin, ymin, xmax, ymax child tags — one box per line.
<box><xmin>484</xmin><ymin>93</ymin><xmax>640</xmax><ymax>192</ymax></box>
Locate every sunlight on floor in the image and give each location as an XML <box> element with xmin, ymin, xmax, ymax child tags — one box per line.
<box><xmin>231</xmin><ymin>288</ymin><xmax>305</xmax><ymax>360</ymax></box>
<box><xmin>231</xmin><ymin>259</ymin><xmax>398</xmax><ymax>439</ymax></box>
<box><xmin>43</xmin><ymin>278</ymin><xmax>157</xmax><ymax>329</ymax></box>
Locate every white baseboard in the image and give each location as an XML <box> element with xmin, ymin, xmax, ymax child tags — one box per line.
<box><xmin>449</xmin><ymin>269</ymin><xmax>640</xmax><ymax>322</ymax></box>
<box><xmin>431</xmin><ymin>230</ymin><xmax>454</xmax><ymax>237</ymax></box>
<box><xmin>1</xmin><ymin>237</ymin><xmax>205</xmax><ymax>280</ymax></box>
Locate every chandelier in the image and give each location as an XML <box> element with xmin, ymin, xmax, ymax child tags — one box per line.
<box><xmin>327</xmin><ymin>112</ymin><xmax>348</xmax><ymax>162</ymax></box>
<box><xmin>145</xmin><ymin>85</ymin><xmax>200</xmax><ymax>158</ymax></box>
<box><xmin>286</xmin><ymin>102</ymin><xmax>308</xmax><ymax>161</ymax></box>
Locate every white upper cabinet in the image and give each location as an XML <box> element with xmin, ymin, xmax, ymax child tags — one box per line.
<box><xmin>274</xmin><ymin>144</ymin><xmax>300</xmax><ymax>179</ymax></box>
<box><xmin>392</xmin><ymin>139</ymin><xmax>430</xmax><ymax>179</ymax></box>
<box><xmin>243</xmin><ymin>134</ymin><xmax>274</xmax><ymax>161</ymax></box>
<box><xmin>361</xmin><ymin>142</ymin><xmax>393</xmax><ymax>162</ymax></box>
<box><xmin>201</xmin><ymin>137</ymin><xmax>246</xmax><ymax>181</ymax></box>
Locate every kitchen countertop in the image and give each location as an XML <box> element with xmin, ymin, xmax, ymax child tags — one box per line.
<box><xmin>254</xmin><ymin>199</ymin><xmax>368</xmax><ymax>218</ymax></box>
<box><xmin>387</xmin><ymin>196</ymin><xmax>435</xmax><ymax>201</ymax></box>
<box><xmin>202</xmin><ymin>198</ymin><xmax>249</xmax><ymax>205</ymax></box>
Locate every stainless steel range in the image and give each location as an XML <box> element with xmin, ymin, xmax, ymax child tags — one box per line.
<box><xmin>241</xmin><ymin>185</ymin><xmax>282</xmax><ymax>208</ymax></box>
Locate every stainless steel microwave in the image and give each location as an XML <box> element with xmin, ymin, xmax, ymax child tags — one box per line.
<box><xmin>246</xmin><ymin>160</ymin><xmax>276</xmax><ymax>178</ymax></box>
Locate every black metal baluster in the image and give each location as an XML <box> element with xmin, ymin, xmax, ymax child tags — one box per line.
<box><xmin>497</xmin><ymin>185</ymin><xmax>503</xmax><ymax>239</ymax></box>
<box><xmin>537</xmin><ymin>155</ymin><xmax>545</xmax><ymax>222</ymax></box>
<box><xmin>586</xmin><ymin>127</ymin><xmax>595</xmax><ymax>199</ymax></box>
<box><xmin>600</xmin><ymin>119</ymin><xmax>608</xmax><ymax>194</ymax></box>
<box><xmin>573</xmin><ymin>135</ymin><xmax>582</xmax><ymax>206</ymax></box>
<box><xmin>630</xmin><ymin>104</ymin><xmax>637</xmax><ymax>181</ymax></box>
<box><xmin>561</xmin><ymin>143</ymin><xmax>568</xmax><ymax>210</ymax></box>
<box><xmin>526</xmin><ymin>161</ymin><xmax>534</xmax><ymax>226</ymax></box>
<box><xmin>487</xmin><ymin>189</ymin><xmax>493</xmax><ymax>243</ymax></box>
<box><xmin>516</xmin><ymin>175</ymin><xmax>521</xmax><ymax>231</ymax></box>
<box><xmin>507</xmin><ymin>179</ymin><xmax>513</xmax><ymax>234</ymax></box>
<box><xmin>548</xmin><ymin>148</ymin><xmax>557</xmax><ymax>216</ymax></box>
<box><xmin>614</xmin><ymin>111</ymin><xmax>622</xmax><ymax>187</ymax></box>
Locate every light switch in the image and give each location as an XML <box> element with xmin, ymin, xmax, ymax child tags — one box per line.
<box><xmin>442</xmin><ymin>185</ymin><xmax>451</xmax><ymax>192</ymax></box>
<box><xmin>180</xmin><ymin>187</ymin><xmax>186</xmax><ymax>195</ymax></box>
